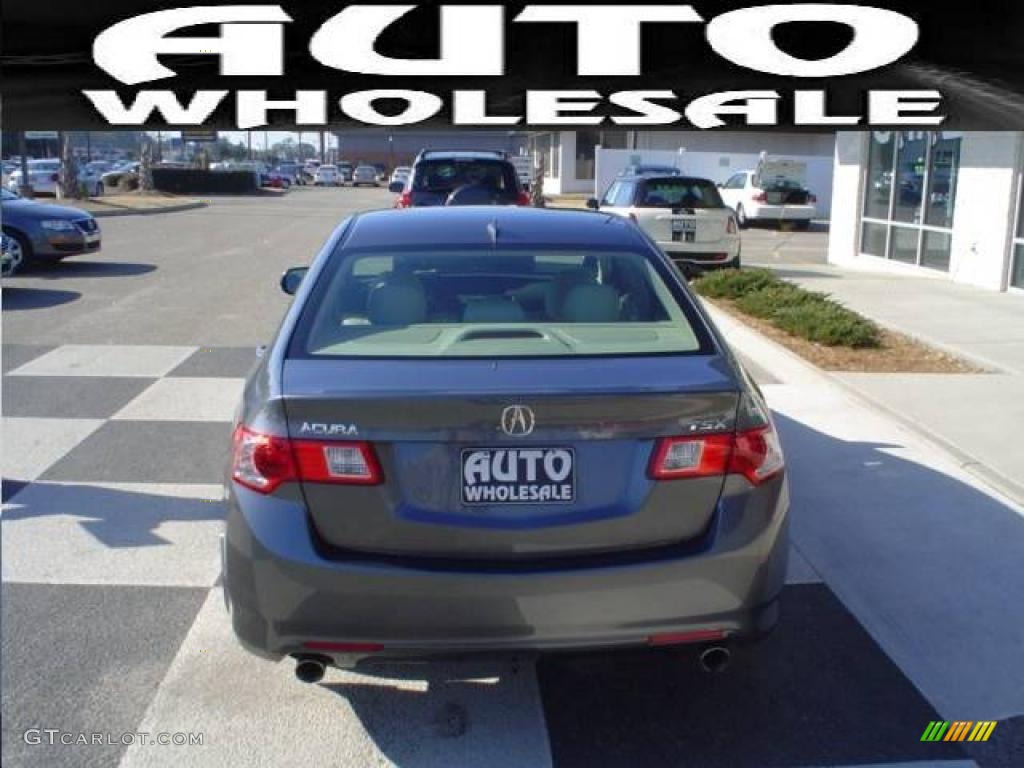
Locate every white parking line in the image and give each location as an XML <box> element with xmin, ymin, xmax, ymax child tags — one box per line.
<box><xmin>119</xmin><ymin>590</ymin><xmax>554</xmax><ymax>768</ymax></box>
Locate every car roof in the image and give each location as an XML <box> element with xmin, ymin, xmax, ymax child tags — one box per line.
<box><xmin>342</xmin><ymin>207</ymin><xmax>644</xmax><ymax>250</ymax></box>
<box><xmin>416</xmin><ymin>151</ymin><xmax>510</xmax><ymax>162</ymax></box>
<box><xmin>618</xmin><ymin>174</ymin><xmax>715</xmax><ymax>184</ymax></box>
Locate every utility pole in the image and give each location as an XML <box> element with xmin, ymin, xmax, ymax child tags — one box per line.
<box><xmin>319</xmin><ymin>130</ymin><xmax>325</xmax><ymax>164</ymax></box>
<box><xmin>247</xmin><ymin>131</ymin><xmax>253</xmax><ymax>161</ymax></box>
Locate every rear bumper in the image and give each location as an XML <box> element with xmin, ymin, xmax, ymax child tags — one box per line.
<box><xmin>745</xmin><ymin>203</ymin><xmax>816</xmax><ymax>222</ymax></box>
<box><xmin>224</xmin><ymin>476</ymin><xmax>789</xmax><ymax>665</ymax></box>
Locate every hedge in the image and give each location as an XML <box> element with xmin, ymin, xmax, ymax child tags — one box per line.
<box><xmin>151</xmin><ymin>168</ymin><xmax>258</xmax><ymax>194</ymax></box>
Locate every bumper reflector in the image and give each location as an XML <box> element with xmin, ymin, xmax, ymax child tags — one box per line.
<box><xmin>647</xmin><ymin>629</ymin><xmax>726</xmax><ymax>646</ymax></box>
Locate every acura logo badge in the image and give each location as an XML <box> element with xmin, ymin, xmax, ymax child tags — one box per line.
<box><xmin>500</xmin><ymin>405</ymin><xmax>535</xmax><ymax>436</ymax></box>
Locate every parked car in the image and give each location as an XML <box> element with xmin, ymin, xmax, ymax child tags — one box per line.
<box><xmin>1</xmin><ymin>188</ymin><xmax>101</xmax><ymax>266</ymax></box>
<box><xmin>6</xmin><ymin>159</ymin><xmax>62</xmax><ymax>196</ymax></box>
<box><xmin>1</xmin><ymin>232</ymin><xmax>22</xmax><ymax>276</ymax></box>
<box><xmin>373</xmin><ymin>163</ymin><xmax>388</xmax><ymax>183</ymax></box>
<box><xmin>314</xmin><ymin>165</ymin><xmax>342</xmax><ymax>187</ymax></box>
<box><xmin>351</xmin><ymin>165</ymin><xmax>379</xmax><ymax>187</ymax></box>
<box><xmin>389</xmin><ymin>166</ymin><xmax>411</xmax><ymax>188</ymax></box>
<box><xmin>79</xmin><ymin>160</ymin><xmax>113</xmax><ymax>196</ymax></box>
<box><xmin>275</xmin><ymin>163</ymin><xmax>304</xmax><ymax>186</ymax></box>
<box><xmin>337</xmin><ymin>162</ymin><xmax>354</xmax><ymax>184</ymax></box>
<box><xmin>718</xmin><ymin>170</ymin><xmax>817</xmax><ymax>229</ymax></box>
<box><xmin>224</xmin><ymin>206</ymin><xmax>787</xmax><ymax>682</ymax></box>
<box><xmin>389</xmin><ymin>149</ymin><xmax>530</xmax><ymax>207</ymax></box>
<box><xmin>100</xmin><ymin>161</ymin><xmax>140</xmax><ymax>190</ymax></box>
<box><xmin>589</xmin><ymin>173</ymin><xmax>741</xmax><ymax>275</ymax></box>
<box><xmin>620</xmin><ymin>164</ymin><xmax>682</xmax><ymax>178</ymax></box>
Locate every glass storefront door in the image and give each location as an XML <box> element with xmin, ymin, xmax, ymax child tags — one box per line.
<box><xmin>860</xmin><ymin>131</ymin><xmax>962</xmax><ymax>272</ymax></box>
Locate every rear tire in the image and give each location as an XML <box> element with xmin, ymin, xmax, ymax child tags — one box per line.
<box><xmin>795</xmin><ymin>220</ymin><xmax>811</xmax><ymax>231</ymax></box>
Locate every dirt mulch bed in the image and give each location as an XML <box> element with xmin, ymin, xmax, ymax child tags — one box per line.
<box><xmin>708</xmin><ymin>298</ymin><xmax>985</xmax><ymax>374</ymax></box>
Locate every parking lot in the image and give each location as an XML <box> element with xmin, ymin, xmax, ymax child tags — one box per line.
<box><xmin>3</xmin><ymin>187</ymin><xmax>1022</xmax><ymax>768</ymax></box>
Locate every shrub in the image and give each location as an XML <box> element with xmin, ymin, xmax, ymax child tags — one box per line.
<box><xmin>692</xmin><ymin>268</ymin><xmax>776</xmax><ymax>299</ymax></box>
<box><xmin>772</xmin><ymin>303</ymin><xmax>880</xmax><ymax>347</ymax></box>
<box><xmin>696</xmin><ymin>268</ymin><xmax>882</xmax><ymax>349</ymax></box>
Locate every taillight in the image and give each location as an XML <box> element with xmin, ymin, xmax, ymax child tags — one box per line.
<box><xmin>649</xmin><ymin>434</ymin><xmax>732</xmax><ymax>479</ymax></box>
<box><xmin>727</xmin><ymin>425</ymin><xmax>785</xmax><ymax>485</ymax></box>
<box><xmin>752</xmin><ymin>191</ymin><xmax>767</xmax><ymax>203</ymax></box>
<box><xmin>649</xmin><ymin>425</ymin><xmax>784</xmax><ymax>485</ymax></box>
<box><xmin>397</xmin><ymin>191</ymin><xmax>412</xmax><ymax>208</ymax></box>
<box><xmin>231</xmin><ymin>425</ymin><xmax>382</xmax><ymax>494</ymax></box>
<box><xmin>726</xmin><ymin>217</ymin><xmax>738</xmax><ymax>234</ymax></box>
<box><xmin>231</xmin><ymin>425</ymin><xmax>296</xmax><ymax>493</ymax></box>
<box><xmin>291</xmin><ymin>440</ymin><xmax>382</xmax><ymax>485</ymax></box>
<box><xmin>516</xmin><ymin>191</ymin><xmax>531</xmax><ymax>206</ymax></box>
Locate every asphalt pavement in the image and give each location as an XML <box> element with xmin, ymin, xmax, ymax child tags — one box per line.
<box><xmin>2</xmin><ymin>188</ymin><xmax>1021</xmax><ymax>767</ymax></box>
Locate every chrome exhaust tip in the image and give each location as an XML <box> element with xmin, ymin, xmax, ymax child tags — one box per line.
<box><xmin>698</xmin><ymin>646</ymin><xmax>731</xmax><ymax>673</ymax></box>
<box><xmin>294</xmin><ymin>655</ymin><xmax>327</xmax><ymax>684</ymax></box>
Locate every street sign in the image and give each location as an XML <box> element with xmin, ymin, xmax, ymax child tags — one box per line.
<box><xmin>24</xmin><ymin>131</ymin><xmax>58</xmax><ymax>139</ymax></box>
<box><xmin>181</xmin><ymin>130</ymin><xmax>218</xmax><ymax>143</ymax></box>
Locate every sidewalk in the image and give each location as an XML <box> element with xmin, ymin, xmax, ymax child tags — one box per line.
<box><xmin>761</xmin><ymin>263</ymin><xmax>1024</xmax><ymax>505</ymax></box>
<box><xmin>60</xmin><ymin>194</ymin><xmax>206</xmax><ymax>217</ymax></box>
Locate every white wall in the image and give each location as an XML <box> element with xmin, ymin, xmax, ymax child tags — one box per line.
<box><xmin>828</xmin><ymin>133</ymin><xmax>868</xmax><ymax>270</ymax></box>
<box><xmin>947</xmin><ymin>133</ymin><xmax>1023</xmax><ymax>290</ymax></box>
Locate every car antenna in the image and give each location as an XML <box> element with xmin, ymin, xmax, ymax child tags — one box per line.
<box><xmin>486</xmin><ymin>218</ymin><xmax>499</xmax><ymax>248</ymax></box>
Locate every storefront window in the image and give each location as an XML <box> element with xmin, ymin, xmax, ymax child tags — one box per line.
<box><xmin>921</xmin><ymin>230</ymin><xmax>952</xmax><ymax>271</ymax></box>
<box><xmin>892</xmin><ymin>132</ymin><xmax>928</xmax><ymax>224</ymax></box>
<box><xmin>925</xmin><ymin>132</ymin><xmax>962</xmax><ymax>229</ymax></box>
<box><xmin>888</xmin><ymin>226</ymin><xmax>919</xmax><ymax>264</ymax></box>
<box><xmin>861</xmin><ymin>221</ymin><xmax>887</xmax><ymax>257</ymax></box>
<box><xmin>576</xmin><ymin>130</ymin><xmax>597</xmax><ymax>181</ymax></box>
<box><xmin>863</xmin><ymin>132</ymin><xmax>894</xmax><ymax>220</ymax></box>
<box><xmin>860</xmin><ymin>131</ymin><xmax>960</xmax><ymax>273</ymax></box>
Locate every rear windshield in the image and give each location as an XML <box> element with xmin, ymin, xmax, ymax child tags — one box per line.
<box><xmin>292</xmin><ymin>246</ymin><xmax>707</xmax><ymax>358</ymax></box>
<box><xmin>412</xmin><ymin>159</ymin><xmax>519</xmax><ymax>194</ymax></box>
<box><xmin>636</xmin><ymin>178</ymin><xmax>724</xmax><ymax>209</ymax></box>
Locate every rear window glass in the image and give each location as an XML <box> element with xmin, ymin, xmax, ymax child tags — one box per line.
<box><xmin>636</xmin><ymin>178</ymin><xmax>724</xmax><ymax>209</ymax></box>
<box><xmin>293</xmin><ymin>247</ymin><xmax>704</xmax><ymax>358</ymax></box>
<box><xmin>412</xmin><ymin>160</ymin><xmax>518</xmax><ymax>194</ymax></box>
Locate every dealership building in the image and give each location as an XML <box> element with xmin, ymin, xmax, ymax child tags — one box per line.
<box><xmin>828</xmin><ymin>132</ymin><xmax>1024</xmax><ymax>293</ymax></box>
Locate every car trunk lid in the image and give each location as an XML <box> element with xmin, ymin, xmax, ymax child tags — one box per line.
<box><xmin>282</xmin><ymin>356</ymin><xmax>739</xmax><ymax>560</ymax></box>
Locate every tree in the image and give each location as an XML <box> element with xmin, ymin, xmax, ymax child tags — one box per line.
<box><xmin>57</xmin><ymin>131</ymin><xmax>82</xmax><ymax>199</ymax></box>
<box><xmin>530</xmin><ymin>154</ymin><xmax>546</xmax><ymax>207</ymax></box>
<box><xmin>139</xmin><ymin>140</ymin><xmax>154</xmax><ymax>192</ymax></box>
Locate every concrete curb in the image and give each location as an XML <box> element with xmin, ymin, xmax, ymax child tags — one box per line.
<box><xmin>87</xmin><ymin>200</ymin><xmax>207</xmax><ymax>218</ymax></box>
<box><xmin>704</xmin><ymin>301</ymin><xmax>1024</xmax><ymax>508</ymax></box>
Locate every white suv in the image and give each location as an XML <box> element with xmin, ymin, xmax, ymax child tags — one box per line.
<box><xmin>589</xmin><ymin>174</ymin><xmax>740</xmax><ymax>275</ymax></box>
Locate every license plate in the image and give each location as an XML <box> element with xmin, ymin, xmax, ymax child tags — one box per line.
<box><xmin>671</xmin><ymin>218</ymin><xmax>696</xmax><ymax>233</ymax></box>
<box><xmin>85</xmin><ymin>232</ymin><xmax>100</xmax><ymax>243</ymax></box>
<box><xmin>461</xmin><ymin>447</ymin><xmax>575</xmax><ymax>505</ymax></box>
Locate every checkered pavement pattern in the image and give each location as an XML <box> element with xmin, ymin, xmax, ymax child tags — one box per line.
<box><xmin>1</xmin><ymin>344</ymin><xmax>980</xmax><ymax>768</ymax></box>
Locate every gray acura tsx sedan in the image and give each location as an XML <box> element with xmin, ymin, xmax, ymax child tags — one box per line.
<box><xmin>223</xmin><ymin>206</ymin><xmax>788</xmax><ymax>682</ymax></box>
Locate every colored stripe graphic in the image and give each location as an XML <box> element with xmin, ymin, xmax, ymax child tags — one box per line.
<box><xmin>923</xmin><ymin>720</ymin><xmax>998</xmax><ymax>742</ymax></box>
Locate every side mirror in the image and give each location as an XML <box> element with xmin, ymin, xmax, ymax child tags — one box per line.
<box><xmin>388</xmin><ymin>181</ymin><xmax>405</xmax><ymax>194</ymax></box>
<box><xmin>585</xmin><ymin>197</ymin><xmax>600</xmax><ymax>210</ymax></box>
<box><xmin>280</xmin><ymin>266</ymin><xmax>308</xmax><ymax>295</ymax></box>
